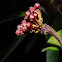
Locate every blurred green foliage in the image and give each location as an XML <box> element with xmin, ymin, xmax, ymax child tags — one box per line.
<box><xmin>46</xmin><ymin>50</ymin><xmax>59</xmax><ymax>62</ymax></box>
<box><xmin>41</xmin><ymin>46</ymin><xmax>59</xmax><ymax>52</ymax></box>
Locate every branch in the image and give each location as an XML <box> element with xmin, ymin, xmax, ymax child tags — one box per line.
<box><xmin>41</xmin><ymin>23</ymin><xmax>62</xmax><ymax>47</ymax></box>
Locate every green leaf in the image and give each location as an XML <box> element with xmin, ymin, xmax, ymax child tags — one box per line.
<box><xmin>46</xmin><ymin>50</ymin><xmax>59</xmax><ymax>62</ymax></box>
<box><xmin>46</xmin><ymin>14</ymin><xmax>62</xmax><ymax>62</ymax></box>
<box><xmin>41</xmin><ymin>46</ymin><xmax>59</xmax><ymax>52</ymax></box>
<box><xmin>47</xmin><ymin>29</ymin><xmax>62</xmax><ymax>47</ymax></box>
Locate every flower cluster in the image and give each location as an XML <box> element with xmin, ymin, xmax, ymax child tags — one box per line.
<box><xmin>16</xmin><ymin>20</ymin><xmax>32</xmax><ymax>35</ymax></box>
<box><xmin>16</xmin><ymin>3</ymin><xmax>43</xmax><ymax>36</ymax></box>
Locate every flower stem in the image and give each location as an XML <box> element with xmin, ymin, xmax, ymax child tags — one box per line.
<box><xmin>49</xmin><ymin>27</ymin><xmax>62</xmax><ymax>47</ymax></box>
<box><xmin>41</xmin><ymin>23</ymin><xmax>62</xmax><ymax>47</ymax></box>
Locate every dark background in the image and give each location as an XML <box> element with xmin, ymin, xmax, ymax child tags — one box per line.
<box><xmin>0</xmin><ymin>0</ymin><xmax>62</xmax><ymax>62</ymax></box>
<box><xmin>0</xmin><ymin>0</ymin><xmax>46</xmax><ymax>62</ymax></box>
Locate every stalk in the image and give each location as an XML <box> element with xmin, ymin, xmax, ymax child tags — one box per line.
<box><xmin>41</xmin><ymin>23</ymin><xmax>62</xmax><ymax>47</ymax></box>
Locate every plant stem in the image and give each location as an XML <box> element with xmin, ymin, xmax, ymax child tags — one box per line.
<box><xmin>50</xmin><ymin>27</ymin><xmax>62</xmax><ymax>47</ymax></box>
<box><xmin>41</xmin><ymin>23</ymin><xmax>62</xmax><ymax>47</ymax></box>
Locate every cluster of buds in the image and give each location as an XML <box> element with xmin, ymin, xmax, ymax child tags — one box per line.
<box><xmin>16</xmin><ymin>3</ymin><xmax>43</xmax><ymax>36</ymax></box>
<box><xmin>15</xmin><ymin>3</ymin><xmax>62</xmax><ymax>48</ymax></box>
<box><xmin>16</xmin><ymin>20</ymin><xmax>32</xmax><ymax>35</ymax></box>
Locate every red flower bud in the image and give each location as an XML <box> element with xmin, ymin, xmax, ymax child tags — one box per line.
<box><xmin>27</xmin><ymin>22</ymin><xmax>32</xmax><ymax>28</ymax></box>
<box><xmin>29</xmin><ymin>7</ymin><xmax>35</xmax><ymax>13</ymax></box>
<box><xmin>34</xmin><ymin>3</ymin><xmax>40</xmax><ymax>8</ymax></box>
<box><xmin>22</xmin><ymin>26</ymin><xmax>28</xmax><ymax>32</ymax></box>
<box><xmin>26</xmin><ymin>11</ymin><xmax>30</xmax><ymax>17</ymax></box>
<box><xmin>30</xmin><ymin>14</ymin><xmax>35</xmax><ymax>21</ymax></box>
